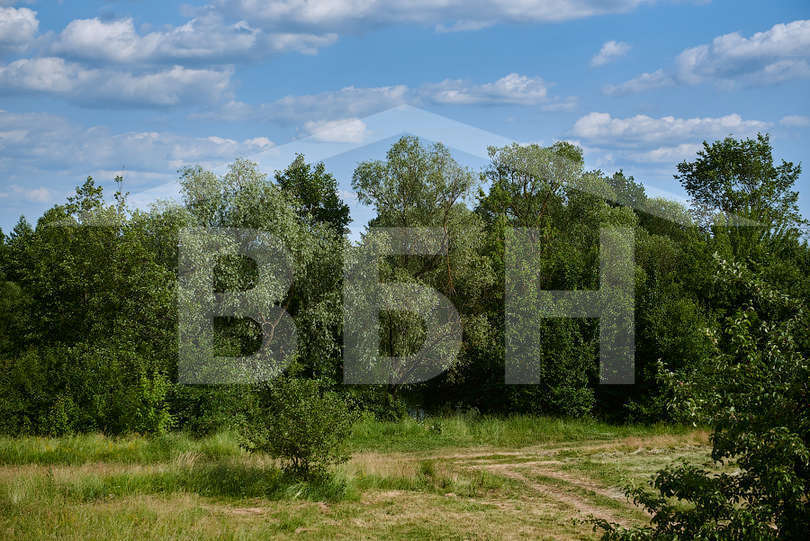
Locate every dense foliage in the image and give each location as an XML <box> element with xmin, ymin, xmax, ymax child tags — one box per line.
<box><xmin>240</xmin><ymin>378</ymin><xmax>357</xmax><ymax>477</ymax></box>
<box><xmin>0</xmin><ymin>133</ymin><xmax>806</xmax><ymax>441</ymax></box>
<box><xmin>595</xmin><ymin>257</ymin><xmax>809</xmax><ymax>539</ymax></box>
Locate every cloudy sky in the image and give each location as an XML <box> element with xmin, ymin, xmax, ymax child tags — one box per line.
<box><xmin>1</xmin><ymin>0</ymin><xmax>809</xmax><ymax>233</ymax></box>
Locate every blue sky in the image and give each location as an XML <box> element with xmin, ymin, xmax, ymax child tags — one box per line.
<box><xmin>1</xmin><ymin>0</ymin><xmax>809</xmax><ymax>235</ymax></box>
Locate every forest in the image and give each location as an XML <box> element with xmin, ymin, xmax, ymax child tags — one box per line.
<box><xmin>0</xmin><ymin>133</ymin><xmax>808</xmax><ymax>539</ymax></box>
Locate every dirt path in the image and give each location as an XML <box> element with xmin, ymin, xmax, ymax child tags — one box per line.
<box><xmin>406</xmin><ymin>434</ymin><xmax>710</xmax><ymax>531</ymax></box>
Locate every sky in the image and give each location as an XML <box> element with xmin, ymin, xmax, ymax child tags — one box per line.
<box><xmin>1</xmin><ymin>0</ymin><xmax>809</xmax><ymax>236</ymax></box>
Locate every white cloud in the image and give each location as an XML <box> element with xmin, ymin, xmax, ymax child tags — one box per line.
<box><xmin>305</xmin><ymin>118</ymin><xmax>368</xmax><ymax>143</ymax></box>
<box><xmin>0</xmin><ymin>184</ymin><xmax>53</xmax><ymax>203</ymax></box>
<box><xmin>204</xmin><ymin>73</ymin><xmax>572</xmax><ymax>123</ymax></box>
<box><xmin>192</xmin><ymin>84</ymin><xmax>407</xmax><ymax>123</ymax></box>
<box><xmin>676</xmin><ymin>19</ymin><xmax>810</xmax><ymax>86</ymax></box>
<box><xmin>572</xmin><ymin>112</ymin><xmax>769</xmax><ymax>145</ymax></box>
<box><xmin>0</xmin><ymin>57</ymin><xmax>232</xmax><ymax>107</ymax></box>
<box><xmin>591</xmin><ymin>40</ymin><xmax>630</xmax><ymax>67</ymax></box>
<box><xmin>609</xmin><ymin>19</ymin><xmax>810</xmax><ymax>94</ymax></box>
<box><xmin>50</xmin><ymin>14</ymin><xmax>337</xmax><ymax>64</ymax></box>
<box><xmin>0</xmin><ymin>110</ymin><xmax>274</xmax><ymax>182</ymax></box>
<box><xmin>216</xmin><ymin>0</ymin><xmax>651</xmax><ymax>31</ymax></box>
<box><xmin>13</xmin><ymin>185</ymin><xmax>52</xmax><ymax>203</ymax></box>
<box><xmin>0</xmin><ymin>6</ymin><xmax>38</xmax><ymax>54</ymax></box>
<box><xmin>570</xmin><ymin>112</ymin><xmax>770</xmax><ymax>167</ymax></box>
<box><xmin>269</xmin><ymin>84</ymin><xmax>410</xmax><ymax>121</ymax></box>
<box><xmin>780</xmin><ymin>114</ymin><xmax>810</xmax><ymax>128</ymax></box>
<box><xmin>603</xmin><ymin>69</ymin><xmax>674</xmax><ymax>95</ymax></box>
<box><xmin>627</xmin><ymin>143</ymin><xmax>702</xmax><ymax>163</ymax></box>
<box><xmin>421</xmin><ymin>73</ymin><xmax>549</xmax><ymax>105</ymax></box>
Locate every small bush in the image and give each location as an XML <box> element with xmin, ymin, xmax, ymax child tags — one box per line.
<box><xmin>240</xmin><ymin>378</ymin><xmax>357</xmax><ymax>478</ymax></box>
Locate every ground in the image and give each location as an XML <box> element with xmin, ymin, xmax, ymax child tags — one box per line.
<box><xmin>0</xmin><ymin>418</ymin><xmax>710</xmax><ymax>540</ymax></box>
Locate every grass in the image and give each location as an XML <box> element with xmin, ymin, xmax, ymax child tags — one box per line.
<box><xmin>0</xmin><ymin>414</ymin><xmax>698</xmax><ymax>464</ymax></box>
<box><xmin>0</xmin><ymin>431</ymin><xmax>242</xmax><ymax>466</ymax></box>
<box><xmin>349</xmin><ymin>413</ymin><xmax>696</xmax><ymax>452</ymax></box>
<box><xmin>0</xmin><ymin>416</ymin><xmax>712</xmax><ymax>540</ymax></box>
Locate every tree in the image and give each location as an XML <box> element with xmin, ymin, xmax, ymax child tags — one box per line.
<box><xmin>675</xmin><ymin>133</ymin><xmax>805</xmax><ymax>236</ymax></box>
<box><xmin>477</xmin><ymin>141</ymin><xmax>583</xmax><ymax>231</ymax></box>
<box><xmin>596</xmin><ymin>257</ymin><xmax>810</xmax><ymax>540</ymax></box>
<box><xmin>241</xmin><ymin>378</ymin><xmax>356</xmax><ymax>478</ymax></box>
<box><xmin>275</xmin><ymin>154</ymin><xmax>351</xmax><ymax>234</ymax></box>
<box><xmin>349</xmin><ymin>137</ymin><xmax>492</xmax><ymax>405</ymax></box>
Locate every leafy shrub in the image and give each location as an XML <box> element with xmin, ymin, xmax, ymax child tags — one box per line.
<box><xmin>122</xmin><ymin>372</ymin><xmax>173</xmax><ymax>434</ymax></box>
<box><xmin>595</xmin><ymin>257</ymin><xmax>810</xmax><ymax>540</ymax></box>
<box><xmin>0</xmin><ymin>345</ymin><xmax>173</xmax><ymax>436</ymax></box>
<box><xmin>241</xmin><ymin>378</ymin><xmax>357</xmax><ymax>477</ymax></box>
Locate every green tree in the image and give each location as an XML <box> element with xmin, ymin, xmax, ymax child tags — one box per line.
<box><xmin>675</xmin><ymin>133</ymin><xmax>805</xmax><ymax>237</ymax></box>
<box><xmin>350</xmin><ymin>137</ymin><xmax>493</xmax><ymax>407</ymax></box>
<box><xmin>275</xmin><ymin>154</ymin><xmax>351</xmax><ymax>234</ymax></box>
<box><xmin>597</xmin><ymin>257</ymin><xmax>810</xmax><ymax>540</ymax></box>
<box><xmin>241</xmin><ymin>378</ymin><xmax>356</xmax><ymax>478</ymax></box>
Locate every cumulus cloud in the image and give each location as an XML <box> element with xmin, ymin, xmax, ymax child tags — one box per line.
<box><xmin>305</xmin><ymin>118</ymin><xmax>368</xmax><ymax>143</ymax></box>
<box><xmin>603</xmin><ymin>69</ymin><xmax>674</xmax><ymax>95</ymax></box>
<box><xmin>0</xmin><ymin>109</ymin><xmax>276</xmax><ymax>200</ymax></box>
<box><xmin>421</xmin><ymin>73</ymin><xmax>549</xmax><ymax>105</ymax></box>
<box><xmin>572</xmin><ymin>112</ymin><xmax>769</xmax><ymax>145</ymax></box>
<box><xmin>569</xmin><ymin>111</ymin><xmax>770</xmax><ymax>169</ymax></box>
<box><xmin>203</xmin><ymin>73</ymin><xmax>573</xmax><ymax>123</ymax></box>
<box><xmin>269</xmin><ymin>84</ymin><xmax>410</xmax><ymax>121</ymax></box>
<box><xmin>50</xmin><ymin>14</ymin><xmax>337</xmax><ymax>65</ymax></box>
<box><xmin>626</xmin><ymin>143</ymin><xmax>702</xmax><ymax>163</ymax></box>
<box><xmin>607</xmin><ymin>19</ymin><xmax>810</xmax><ymax>94</ymax></box>
<box><xmin>676</xmin><ymin>19</ymin><xmax>810</xmax><ymax>86</ymax></box>
<box><xmin>0</xmin><ymin>6</ymin><xmax>38</xmax><ymax>55</ymax></box>
<box><xmin>591</xmin><ymin>40</ymin><xmax>630</xmax><ymax>67</ymax></box>
<box><xmin>1</xmin><ymin>184</ymin><xmax>53</xmax><ymax>203</ymax></box>
<box><xmin>780</xmin><ymin>115</ymin><xmax>810</xmax><ymax>128</ymax></box>
<box><xmin>0</xmin><ymin>57</ymin><xmax>232</xmax><ymax>107</ymax></box>
<box><xmin>215</xmin><ymin>0</ymin><xmax>652</xmax><ymax>31</ymax></box>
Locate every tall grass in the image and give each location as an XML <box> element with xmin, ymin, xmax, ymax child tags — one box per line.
<box><xmin>0</xmin><ymin>461</ymin><xmax>351</xmax><ymax>513</ymax></box>
<box><xmin>349</xmin><ymin>413</ymin><xmax>694</xmax><ymax>452</ymax></box>
<box><xmin>0</xmin><ymin>414</ymin><xmax>693</xmax><ymax>466</ymax></box>
<box><xmin>0</xmin><ymin>432</ymin><xmax>242</xmax><ymax>466</ymax></box>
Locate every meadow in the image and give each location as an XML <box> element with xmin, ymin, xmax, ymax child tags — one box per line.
<box><xmin>0</xmin><ymin>415</ymin><xmax>710</xmax><ymax>540</ymax></box>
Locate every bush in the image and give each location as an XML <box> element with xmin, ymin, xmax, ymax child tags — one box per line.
<box><xmin>0</xmin><ymin>345</ymin><xmax>173</xmax><ymax>436</ymax></box>
<box><xmin>595</xmin><ymin>257</ymin><xmax>810</xmax><ymax>540</ymax></box>
<box><xmin>241</xmin><ymin>378</ymin><xmax>357</xmax><ymax>478</ymax></box>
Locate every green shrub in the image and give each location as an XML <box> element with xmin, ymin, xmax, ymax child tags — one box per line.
<box><xmin>596</xmin><ymin>257</ymin><xmax>810</xmax><ymax>540</ymax></box>
<box><xmin>241</xmin><ymin>378</ymin><xmax>357</xmax><ymax>477</ymax></box>
<box><xmin>0</xmin><ymin>346</ymin><xmax>173</xmax><ymax>436</ymax></box>
<box><xmin>122</xmin><ymin>372</ymin><xmax>173</xmax><ymax>434</ymax></box>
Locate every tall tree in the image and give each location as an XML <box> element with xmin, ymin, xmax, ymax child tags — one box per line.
<box><xmin>675</xmin><ymin>133</ymin><xmax>805</xmax><ymax>235</ymax></box>
<box><xmin>275</xmin><ymin>154</ymin><xmax>351</xmax><ymax>234</ymax></box>
<box><xmin>349</xmin><ymin>136</ymin><xmax>492</xmax><ymax>399</ymax></box>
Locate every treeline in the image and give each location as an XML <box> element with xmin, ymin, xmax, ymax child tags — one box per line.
<box><xmin>0</xmin><ymin>133</ymin><xmax>807</xmax><ymax>436</ymax></box>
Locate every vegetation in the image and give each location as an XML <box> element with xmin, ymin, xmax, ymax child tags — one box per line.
<box><xmin>0</xmin><ymin>419</ymin><xmax>706</xmax><ymax>540</ymax></box>
<box><xmin>0</xmin><ymin>132</ymin><xmax>807</xmax><ymax>537</ymax></box>
<box><xmin>595</xmin><ymin>257</ymin><xmax>809</xmax><ymax>540</ymax></box>
<box><xmin>240</xmin><ymin>378</ymin><xmax>357</xmax><ymax>477</ymax></box>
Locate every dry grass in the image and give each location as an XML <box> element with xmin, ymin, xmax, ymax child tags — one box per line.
<box><xmin>0</xmin><ymin>426</ymin><xmax>712</xmax><ymax>540</ymax></box>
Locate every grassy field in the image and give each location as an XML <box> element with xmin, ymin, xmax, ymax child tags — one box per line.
<box><xmin>0</xmin><ymin>416</ymin><xmax>711</xmax><ymax>540</ymax></box>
